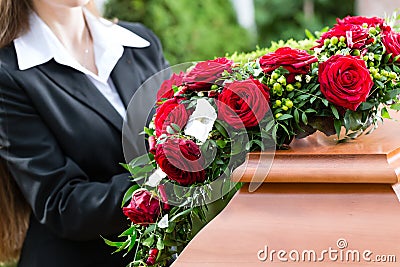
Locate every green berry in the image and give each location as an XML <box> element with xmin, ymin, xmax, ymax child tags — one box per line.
<box><xmin>369</xmin><ymin>27</ymin><xmax>377</xmax><ymax>35</ymax></box>
<box><xmin>277</xmin><ymin>76</ymin><xmax>287</xmax><ymax>85</ymax></box>
<box><xmin>275</xmin><ymin>100</ymin><xmax>282</xmax><ymax>107</ymax></box>
<box><xmin>352</xmin><ymin>49</ymin><xmax>360</xmax><ymax>56</ymax></box>
<box><xmin>294</xmin><ymin>82</ymin><xmax>302</xmax><ymax>89</ymax></box>
<box><xmin>324</xmin><ymin>38</ymin><xmax>330</xmax><ymax>47</ymax></box>
<box><xmin>271</xmin><ymin>72</ymin><xmax>280</xmax><ymax>80</ymax></box>
<box><xmin>273</xmin><ymin>83</ymin><xmax>282</xmax><ymax>91</ymax></box>
<box><xmin>285</xmin><ymin>100</ymin><xmax>293</xmax><ymax>109</ymax></box>
<box><xmin>330</xmin><ymin>36</ymin><xmax>339</xmax><ymax>45</ymax></box>
<box><xmin>282</xmin><ymin>105</ymin><xmax>288</xmax><ymax>111</ymax></box>
<box><xmin>373</xmin><ymin>73</ymin><xmax>381</xmax><ymax>80</ymax></box>
<box><xmin>275</xmin><ymin>113</ymin><xmax>282</xmax><ymax>119</ymax></box>
<box><xmin>339</xmin><ymin>36</ymin><xmax>346</xmax><ymax>43</ymax></box>
<box><xmin>286</xmin><ymin>84</ymin><xmax>295</xmax><ymax>92</ymax></box>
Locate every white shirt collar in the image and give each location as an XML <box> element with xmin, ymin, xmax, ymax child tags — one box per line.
<box><xmin>14</xmin><ymin>9</ymin><xmax>150</xmax><ymax>82</ymax></box>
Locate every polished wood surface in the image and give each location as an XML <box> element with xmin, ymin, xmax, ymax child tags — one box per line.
<box><xmin>232</xmin><ymin>115</ymin><xmax>400</xmax><ymax>183</ymax></box>
<box><xmin>173</xmin><ymin>183</ymin><xmax>400</xmax><ymax>266</ymax></box>
<box><xmin>172</xmin><ymin>113</ymin><xmax>400</xmax><ymax>266</ymax></box>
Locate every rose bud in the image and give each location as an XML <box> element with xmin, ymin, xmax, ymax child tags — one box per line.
<box><xmin>122</xmin><ymin>190</ymin><xmax>160</xmax><ymax>225</ymax></box>
<box><xmin>158</xmin><ymin>184</ymin><xmax>170</xmax><ymax>211</ymax></box>
<box><xmin>148</xmin><ymin>135</ymin><xmax>157</xmax><ymax>155</ymax></box>
<box><xmin>146</xmin><ymin>248</ymin><xmax>159</xmax><ymax>266</ymax></box>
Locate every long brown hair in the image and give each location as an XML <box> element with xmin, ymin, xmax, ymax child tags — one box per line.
<box><xmin>0</xmin><ymin>0</ymin><xmax>101</xmax><ymax>263</ymax></box>
<box><xmin>0</xmin><ymin>0</ymin><xmax>32</xmax><ymax>48</ymax></box>
<box><xmin>0</xmin><ymin>158</ymin><xmax>30</xmax><ymax>264</ymax></box>
<box><xmin>0</xmin><ymin>0</ymin><xmax>101</xmax><ymax>48</ymax></box>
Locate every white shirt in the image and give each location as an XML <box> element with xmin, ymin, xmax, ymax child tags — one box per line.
<box><xmin>13</xmin><ymin>10</ymin><xmax>150</xmax><ymax>118</ymax></box>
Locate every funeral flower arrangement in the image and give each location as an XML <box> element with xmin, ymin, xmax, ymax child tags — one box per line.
<box><xmin>106</xmin><ymin>15</ymin><xmax>400</xmax><ymax>266</ymax></box>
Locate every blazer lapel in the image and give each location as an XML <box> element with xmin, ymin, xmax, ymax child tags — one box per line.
<box><xmin>37</xmin><ymin>61</ymin><xmax>123</xmax><ymax>131</ymax></box>
<box><xmin>110</xmin><ymin>49</ymin><xmax>142</xmax><ymax>108</ymax></box>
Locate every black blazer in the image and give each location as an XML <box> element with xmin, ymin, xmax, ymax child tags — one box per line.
<box><xmin>0</xmin><ymin>22</ymin><xmax>168</xmax><ymax>267</ymax></box>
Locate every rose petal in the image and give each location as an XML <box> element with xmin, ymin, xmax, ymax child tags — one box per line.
<box><xmin>157</xmin><ymin>214</ymin><xmax>169</xmax><ymax>229</ymax></box>
<box><xmin>145</xmin><ymin>169</ymin><xmax>167</xmax><ymax>187</ymax></box>
<box><xmin>184</xmin><ymin>99</ymin><xmax>217</xmax><ymax>142</ymax></box>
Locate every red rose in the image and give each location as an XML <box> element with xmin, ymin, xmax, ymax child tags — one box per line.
<box><xmin>382</xmin><ymin>27</ymin><xmax>400</xmax><ymax>60</ymax></box>
<box><xmin>315</xmin><ymin>24</ymin><xmax>372</xmax><ymax>49</ymax></box>
<box><xmin>337</xmin><ymin>16</ymin><xmax>385</xmax><ymax>27</ymax></box>
<box><xmin>259</xmin><ymin>47</ymin><xmax>317</xmax><ymax>83</ymax></box>
<box><xmin>155</xmin><ymin>138</ymin><xmax>205</xmax><ymax>186</ymax></box>
<box><xmin>217</xmin><ymin>79</ymin><xmax>270</xmax><ymax>129</ymax></box>
<box><xmin>251</xmin><ymin>78</ymin><xmax>270</xmax><ymax>94</ymax></box>
<box><xmin>122</xmin><ymin>190</ymin><xmax>160</xmax><ymax>225</ymax></box>
<box><xmin>154</xmin><ymin>98</ymin><xmax>188</xmax><ymax>137</ymax></box>
<box><xmin>183</xmin><ymin>57</ymin><xmax>233</xmax><ymax>91</ymax></box>
<box><xmin>318</xmin><ymin>55</ymin><xmax>373</xmax><ymax>111</ymax></box>
<box><xmin>156</xmin><ymin>72</ymin><xmax>185</xmax><ymax>104</ymax></box>
<box><xmin>146</xmin><ymin>248</ymin><xmax>159</xmax><ymax>266</ymax></box>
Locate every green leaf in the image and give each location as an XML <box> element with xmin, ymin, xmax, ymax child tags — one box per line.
<box><xmin>304</xmin><ymin>108</ymin><xmax>317</xmax><ymax>113</ymax></box>
<box><xmin>156</xmin><ymin>236</ymin><xmax>165</xmax><ymax>250</ymax></box>
<box><xmin>334</xmin><ymin>119</ymin><xmax>342</xmax><ymax>139</ymax></box>
<box><xmin>121</xmin><ymin>184</ymin><xmax>139</xmax><ymax>207</ymax></box>
<box><xmin>216</xmin><ymin>140</ymin><xmax>228</xmax><ymax>148</ymax></box>
<box><xmin>330</xmin><ymin>105</ymin><xmax>340</xmax><ymax>119</ymax></box>
<box><xmin>264</xmin><ymin>119</ymin><xmax>275</xmax><ymax>132</ymax></box>
<box><xmin>344</xmin><ymin>110</ymin><xmax>363</xmax><ymax>131</ymax></box>
<box><xmin>128</xmin><ymin>153</ymin><xmax>152</xmax><ymax>169</ymax></box>
<box><xmin>214</xmin><ymin>120</ymin><xmax>229</xmax><ymax>138</ymax></box>
<box><xmin>322</xmin><ymin>99</ymin><xmax>329</xmax><ymax>107</ymax></box>
<box><xmin>245</xmin><ymin>140</ymin><xmax>265</xmax><ymax>151</ymax></box>
<box><xmin>169</xmin><ymin>207</ymin><xmax>193</xmax><ymax>222</ymax></box>
<box><xmin>137</xmin><ymin>164</ymin><xmax>155</xmax><ymax>174</ymax></box>
<box><xmin>279</xmin><ymin>124</ymin><xmax>291</xmax><ymax>137</ymax></box>
<box><xmin>383</xmin><ymin>89</ymin><xmax>400</xmax><ymax>101</ymax></box>
<box><xmin>170</xmin><ymin>123</ymin><xmax>181</xmax><ymax>132</ymax></box>
<box><xmin>103</xmin><ymin>238</ymin><xmax>126</xmax><ymax>248</ymax></box>
<box><xmin>272</xmin><ymin>124</ymin><xmax>278</xmax><ymax>142</ymax></box>
<box><xmin>375</xmin><ymin>80</ymin><xmax>385</xmax><ymax>88</ymax></box>
<box><xmin>384</xmin><ymin>53</ymin><xmax>392</xmax><ymax>64</ymax></box>
<box><xmin>297</xmin><ymin>94</ymin><xmax>310</xmax><ymax>101</ymax></box>
<box><xmin>119</xmin><ymin>225</ymin><xmax>136</xmax><ymax>237</ymax></box>
<box><xmin>305</xmin><ymin>29</ymin><xmax>315</xmax><ymax>40</ymax></box>
<box><xmin>231</xmin><ymin>138</ymin><xmax>245</xmax><ymax>155</ymax></box>
<box><xmin>166</xmin><ymin>125</ymin><xmax>175</xmax><ymax>134</ymax></box>
<box><xmin>301</xmin><ymin>112</ymin><xmax>308</xmax><ymax>125</ymax></box>
<box><xmin>294</xmin><ymin>109</ymin><xmax>300</xmax><ymax>124</ymax></box>
<box><xmin>276</xmin><ymin>114</ymin><xmax>293</xmax><ymax>121</ymax></box>
<box><xmin>358</xmin><ymin>101</ymin><xmax>375</xmax><ymax>110</ymax></box>
<box><xmin>114</xmin><ymin>239</ymin><xmax>130</xmax><ymax>253</ymax></box>
<box><xmin>393</xmin><ymin>63</ymin><xmax>400</xmax><ymax>72</ymax></box>
<box><xmin>142</xmin><ymin>235</ymin><xmax>155</xmax><ymax>247</ymax></box>
<box><xmin>390</xmin><ymin>103</ymin><xmax>400</xmax><ymax>110</ymax></box>
<box><xmin>381</xmin><ymin>107</ymin><xmax>391</xmax><ymax>119</ymax></box>
<box><xmin>165</xmin><ymin>221</ymin><xmax>176</xmax><ymax>233</ymax></box>
<box><xmin>310</xmin><ymin>96</ymin><xmax>317</xmax><ymax>104</ymax></box>
<box><xmin>144</xmin><ymin>224</ymin><xmax>156</xmax><ymax>235</ymax></box>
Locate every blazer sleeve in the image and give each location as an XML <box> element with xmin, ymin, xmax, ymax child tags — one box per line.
<box><xmin>0</xmin><ymin>66</ymin><xmax>132</xmax><ymax>241</ymax></box>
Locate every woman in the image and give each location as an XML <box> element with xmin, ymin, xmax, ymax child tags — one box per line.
<box><xmin>0</xmin><ymin>0</ymin><xmax>168</xmax><ymax>266</ymax></box>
